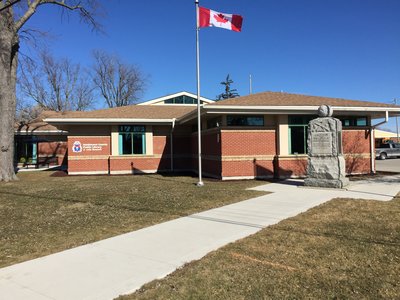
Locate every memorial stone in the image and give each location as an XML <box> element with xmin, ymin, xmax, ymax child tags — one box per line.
<box><xmin>304</xmin><ymin>105</ymin><xmax>349</xmax><ymax>188</ymax></box>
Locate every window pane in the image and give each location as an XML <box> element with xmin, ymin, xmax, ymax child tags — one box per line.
<box><xmin>288</xmin><ymin>116</ymin><xmax>314</xmax><ymax>125</ymax></box>
<box><xmin>175</xmin><ymin>96</ymin><xmax>184</xmax><ymax>104</ymax></box>
<box><xmin>247</xmin><ymin>117</ymin><xmax>264</xmax><ymax>126</ymax></box>
<box><xmin>227</xmin><ymin>115</ymin><xmax>264</xmax><ymax>126</ymax></box>
<box><xmin>119</xmin><ymin>125</ymin><xmax>132</xmax><ymax>132</ymax></box>
<box><xmin>132</xmin><ymin>134</ymin><xmax>144</xmax><ymax>154</ymax></box>
<box><xmin>290</xmin><ymin>127</ymin><xmax>306</xmax><ymax>154</ymax></box>
<box><xmin>119</xmin><ymin>125</ymin><xmax>145</xmax><ymax>133</ymax></box>
<box><xmin>340</xmin><ymin>116</ymin><xmax>367</xmax><ymax>127</ymax></box>
<box><xmin>121</xmin><ymin>134</ymin><xmax>132</xmax><ymax>154</ymax></box>
<box><xmin>184</xmin><ymin>96</ymin><xmax>196</xmax><ymax>104</ymax></box>
<box><xmin>164</xmin><ymin>99</ymin><xmax>173</xmax><ymax>104</ymax></box>
<box><xmin>356</xmin><ymin>117</ymin><xmax>367</xmax><ymax>126</ymax></box>
<box><xmin>133</xmin><ymin>125</ymin><xmax>145</xmax><ymax>132</ymax></box>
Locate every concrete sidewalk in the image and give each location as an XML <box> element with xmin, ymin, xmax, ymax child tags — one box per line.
<box><xmin>1</xmin><ymin>175</ymin><xmax>399</xmax><ymax>300</ymax></box>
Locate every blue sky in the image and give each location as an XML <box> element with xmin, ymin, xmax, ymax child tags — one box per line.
<box><xmin>20</xmin><ymin>0</ymin><xmax>400</xmax><ymax>130</ymax></box>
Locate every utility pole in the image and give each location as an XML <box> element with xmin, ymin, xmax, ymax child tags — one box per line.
<box><xmin>395</xmin><ymin>98</ymin><xmax>399</xmax><ymax>143</ymax></box>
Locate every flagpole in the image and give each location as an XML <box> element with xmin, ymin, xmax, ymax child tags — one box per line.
<box><xmin>195</xmin><ymin>0</ymin><xmax>204</xmax><ymax>187</ymax></box>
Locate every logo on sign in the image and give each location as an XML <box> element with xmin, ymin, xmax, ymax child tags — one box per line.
<box><xmin>72</xmin><ymin>141</ymin><xmax>82</xmax><ymax>153</ymax></box>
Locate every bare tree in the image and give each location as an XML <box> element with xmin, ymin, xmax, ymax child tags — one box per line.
<box><xmin>15</xmin><ymin>97</ymin><xmax>43</xmax><ymax>124</ymax></box>
<box><xmin>0</xmin><ymin>0</ymin><xmax>100</xmax><ymax>181</ymax></box>
<box><xmin>19</xmin><ymin>51</ymin><xmax>95</xmax><ymax>112</ymax></box>
<box><xmin>92</xmin><ymin>50</ymin><xmax>146</xmax><ymax>108</ymax></box>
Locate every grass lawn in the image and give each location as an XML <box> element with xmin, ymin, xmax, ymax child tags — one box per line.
<box><xmin>0</xmin><ymin>171</ymin><xmax>266</xmax><ymax>268</ymax></box>
<box><xmin>120</xmin><ymin>195</ymin><xmax>400</xmax><ymax>299</ymax></box>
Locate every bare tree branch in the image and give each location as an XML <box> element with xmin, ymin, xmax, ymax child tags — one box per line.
<box><xmin>14</xmin><ymin>0</ymin><xmax>101</xmax><ymax>33</ymax></box>
<box><xmin>18</xmin><ymin>51</ymin><xmax>95</xmax><ymax>111</ymax></box>
<box><xmin>0</xmin><ymin>0</ymin><xmax>22</xmax><ymax>12</ymax></box>
<box><xmin>91</xmin><ymin>50</ymin><xmax>147</xmax><ymax>108</ymax></box>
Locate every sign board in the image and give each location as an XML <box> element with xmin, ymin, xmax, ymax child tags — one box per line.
<box><xmin>82</xmin><ymin>143</ymin><xmax>108</xmax><ymax>152</ymax></box>
<box><xmin>312</xmin><ymin>132</ymin><xmax>332</xmax><ymax>155</ymax></box>
<box><xmin>72</xmin><ymin>141</ymin><xmax>108</xmax><ymax>153</ymax></box>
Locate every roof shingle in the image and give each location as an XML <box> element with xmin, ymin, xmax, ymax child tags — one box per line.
<box><xmin>209</xmin><ymin>91</ymin><xmax>396</xmax><ymax>107</ymax></box>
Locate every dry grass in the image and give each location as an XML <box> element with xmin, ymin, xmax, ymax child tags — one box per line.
<box><xmin>0</xmin><ymin>171</ymin><xmax>266</xmax><ymax>268</ymax></box>
<box><xmin>120</xmin><ymin>195</ymin><xmax>400</xmax><ymax>299</ymax></box>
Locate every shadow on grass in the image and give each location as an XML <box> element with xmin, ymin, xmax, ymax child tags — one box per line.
<box><xmin>0</xmin><ymin>189</ymin><xmax>178</xmax><ymax>216</ymax></box>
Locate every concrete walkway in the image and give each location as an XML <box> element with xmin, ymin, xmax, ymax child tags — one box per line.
<box><xmin>1</xmin><ymin>175</ymin><xmax>400</xmax><ymax>300</ymax></box>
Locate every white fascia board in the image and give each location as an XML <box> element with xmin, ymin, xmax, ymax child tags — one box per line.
<box><xmin>44</xmin><ymin>118</ymin><xmax>174</xmax><ymax>125</ymax></box>
<box><xmin>138</xmin><ymin>91</ymin><xmax>214</xmax><ymax>105</ymax></box>
<box><xmin>204</xmin><ymin>105</ymin><xmax>400</xmax><ymax>114</ymax></box>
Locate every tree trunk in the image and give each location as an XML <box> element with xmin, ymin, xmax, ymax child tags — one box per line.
<box><xmin>0</xmin><ymin>10</ymin><xmax>18</xmax><ymax>182</ymax></box>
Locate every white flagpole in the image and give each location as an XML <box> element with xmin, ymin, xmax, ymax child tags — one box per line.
<box><xmin>195</xmin><ymin>0</ymin><xmax>204</xmax><ymax>186</ymax></box>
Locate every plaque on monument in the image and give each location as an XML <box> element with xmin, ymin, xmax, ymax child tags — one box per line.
<box><xmin>311</xmin><ymin>132</ymin><xmax>333</xmax><ymax>155</ymax></box>
<box><xmin>304</xmin><ymin>105</ymin><xmax>349</xmax><ymax>188</ymax></box>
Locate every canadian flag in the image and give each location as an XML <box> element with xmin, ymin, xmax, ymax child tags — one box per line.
<box><xmin>199</xmin><ymin>7</ymin><xmax>243</xmax><ymax>32</ymax></box>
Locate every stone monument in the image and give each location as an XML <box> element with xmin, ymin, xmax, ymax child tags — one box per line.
<box><xmin>304</xmin><ymin>105</ymin><xmax>349</xmax><ymax>188</ymax></box>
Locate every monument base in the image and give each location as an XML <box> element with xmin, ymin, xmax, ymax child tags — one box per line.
<box><xmin>304</xmin><ymin>177</ymin><xmax>349</xmax><ymax>189</ymax></box>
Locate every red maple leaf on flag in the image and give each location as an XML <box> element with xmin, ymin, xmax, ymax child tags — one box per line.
<box><xmin>214</xmin><ymin>13</ymin><xmax>229</xmax><ymax>23</ymax></box>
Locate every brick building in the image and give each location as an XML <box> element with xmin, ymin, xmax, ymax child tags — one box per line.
<box><xmin>15</xmin><ymin>111</ymin><xmax>68</xmax><ymax>168</ymax></box>
<box><xmin>45</xmin><ymin>91</ymin><xmax>400</xmax><ymax>179</ymax></box>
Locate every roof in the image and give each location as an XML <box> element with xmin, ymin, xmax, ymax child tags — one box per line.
<box><xmin>209</xmin><ymin>91</ymin><xmax>395</xmax><ymax>107</ymax></box>
<box><xmin>137</xmin><ymin>91</ymin><xmax>214</xmax><ymax>106</ymax></box>
<box><xmin>44</xmin><ymin>105</ymin><xmax>196</xmax><ymax>124</ymax></box>
<box><xmin>44</xmin><ymin>91</ymin><xmax>400</xmax><ymax>126</ymax></box>
<box><xmin>15</xmin><ymin>111</ymin><xmax>67</xmax><ymax>134</ymax></box>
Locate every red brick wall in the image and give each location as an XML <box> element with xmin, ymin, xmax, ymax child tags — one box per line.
<box><xmin>68</xmin><ymin>159</ymin><xmax>109</xmax><ymax>173</ymax></box>
<box><xmin>343</xmin><ymin>130</ymin><xmax>370</xmax><ymax>154</ymax></box>
<box><xmin>275</xmin><ymin>157</ymin><xmax>308</xmax><ymax>178</ymax></box>
<box><xmin>345</xmin><ymin>156</ymin><xmax>371</xmax><ymax>174</ymax></box>
<box><xmin>65</xmin><ymin>125</ymin><xmax>373</xmax><ymax>177</ymax></box>
<box><xmin>219</xmin><ymin>129</ymin><xmax>276</xmax><ymax>178</ymax></box>
<box><xmin>38</xmin><ymin>141</ymin><xmax>67</xmax><ymax>165</ymax></box>
<box><xmin>153</xmin><ymin>135</ymin><xmax>169</xmax><ymax>155</ymax></box>
<box><xmin>68</xmin><ymin>136</ymin><xmax>111</xmax><ymax>156</ymax></box>
<box><xmin>221</xmin><ymin>130</ymin><xmax>276</xmax><ymax>156</ymax></box>
<box><xmin>343</xmin><ymin>129</ymin><xmax>372</xmax><ymax>174</ymax></box>
<box><xmin>110</xmin><ymin>157</ymin><xmax>169</xmax><ymax>173</ymax></box>
<box><xmin>221</xmin><ymin>160</ymin><xmax>274</xmax><ymax>178</ymax></box>
<box><xmin>68</xmin><ymin>136</ymin><xmax>111</xmax><ymax>173</ymax></box>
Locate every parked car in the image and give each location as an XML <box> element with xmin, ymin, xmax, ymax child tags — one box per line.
<box><xmin>375</xmin><ymin>143</ymin><xmax>400</xmax><ymax>160</ymax></box>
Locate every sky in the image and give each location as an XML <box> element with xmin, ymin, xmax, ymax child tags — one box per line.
<box><xmin>20</xmin><ymin>0</ymin><xmax>400</xmax><ymax>131</ymax></box>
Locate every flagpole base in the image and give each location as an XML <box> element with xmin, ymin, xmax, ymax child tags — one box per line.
<box><xmin>196</xmin><ymin>181</ymin><xmax>204</xmax><ymax>187</ymax></box>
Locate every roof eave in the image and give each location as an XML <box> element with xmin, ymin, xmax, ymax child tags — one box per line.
<box><xmin>14</xmin><ymin>130</ymin><xmax>68</xmax><ymax>135</ymax></box>
<box><xmin>44</xmin><ymin>118</ymin><xmax>175</xmax><ymax>125</ymax></box>
<box><xmin>204</xmin><ymin>105</ymin><xmax>400</xmax><ymax>116</ymax></box>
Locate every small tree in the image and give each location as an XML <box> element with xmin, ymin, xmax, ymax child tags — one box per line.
<box><xmin>19</xmin><ymin>51</ymin><xmax>95</xmax><ymax>112</ymax></box>
<box><xmin>91</xmin><ymin>50</ymin><xmax>146</xmax><ymax>108</ymax></box>
<box><xmin>217</xmin><ymin>74</ymin><xmax>240</xmax><ymax>100</ymax></box>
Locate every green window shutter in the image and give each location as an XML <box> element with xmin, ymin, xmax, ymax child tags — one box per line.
<box><xmin>118</xmin><ymin>134</ymin><xmax>123</xmax><ymax>155</ymax></box>
<box><xmin>142</xmin><ymin>133</ymin><xmax>146</xmax><ymax>154</ymax></box>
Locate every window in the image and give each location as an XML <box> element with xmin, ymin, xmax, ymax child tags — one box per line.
<box><xmin>338</xmin><ymin>116</ymin><xmax>368</xmax><ymax>127</ymax></box>
<box><xmin>164</xmin><ymin>95</ymin><xmax>198</xmax><ymax>104</ymax></box>
<box><xmin>227</xmin><ymin>115</ymin><xmax>264</xmax><ymax>126</ymax></box>
<box><xmin>288</xmin><ymin>116</ymin><xmax>314</xmax><ymax>154</ymax></box>
<box><xmin>118</xmin><ymin>125</ymin><xmax>146</xmax><ymax>155</ymax></box>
